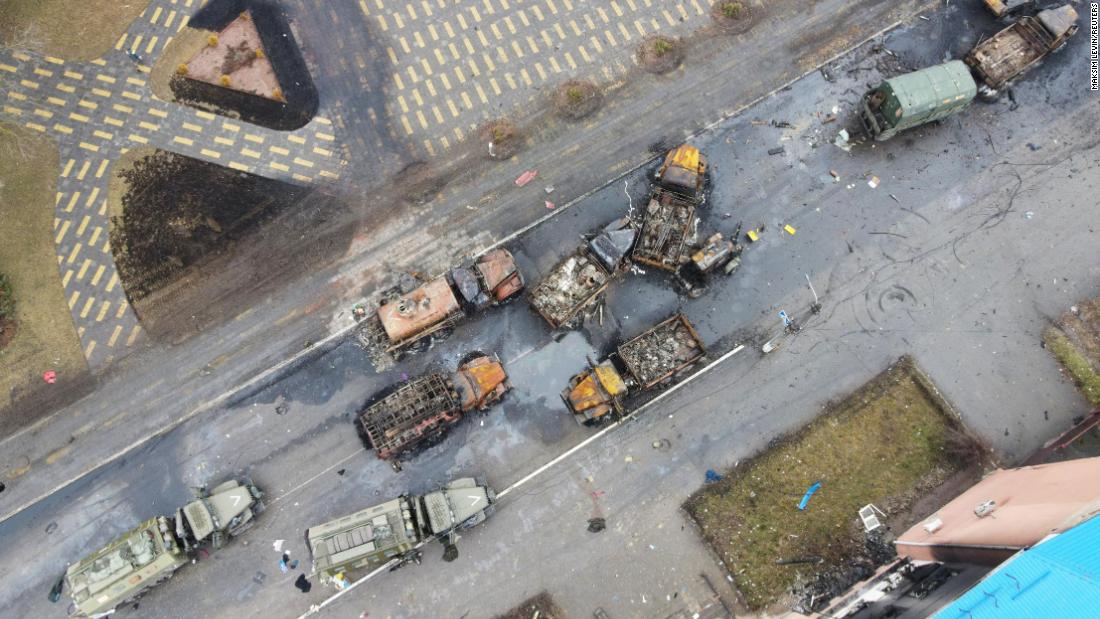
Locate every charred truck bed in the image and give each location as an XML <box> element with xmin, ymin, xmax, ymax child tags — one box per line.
<box><xmin>618</xmin><ymin>314</ymin><xmax>705</xmax><ymax>388</ymax></box>
<box><xmin>529</xmin><ymin>250</ymin><xmax>613</xmax><ymax>328</ymax></box>
<box><xmin>633</xmin><ymin>188</ymin><xmax>698</xmax><ymax>272</ymax></box>
<box><xmin>358</xmin><ymin>374</ymin><xmax>461</xmax><ymax>461</ymax></box>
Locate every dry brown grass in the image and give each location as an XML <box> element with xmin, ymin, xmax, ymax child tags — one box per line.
<box><xmin>685</xmin><ymin>358</ymin><xmax>968</xmax><ymax>609</ymax></box>
<box><xmin>0</xmin><ymin>124</ymin><xmax>88</xmax><ymax>419</ymax></box>
<box><xmin>0</xmin><ymin>0</ymin><xmax>149</xmax><ymax>61</ymax></box>
<box><xmin>552</xmin><ymin>79</ymin><xmax>601</xmax><ymax>121</ymax></box>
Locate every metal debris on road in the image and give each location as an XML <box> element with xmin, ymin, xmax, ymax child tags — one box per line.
<box><xmin>784</xmin><ymin>224</ymin><xmax>797</xmax><ymax>235</ymax></box>
<box><xmin>587</xmin><ymin>517</ymin><xmax>607</xmax><ymax>533</ymax></box>
<box><xmin>829</xmin><ymin>169</ymin><xmax>840</xmax><ymax>182</ymax></box>
<box><xmin>768</xmin><ymin>147</ymin><xmax>786</xmax><ymax>156</ymax></box>
<box><xmin>514</xmin><ymin>170</ymin><xmax>538</xmax><ymax>186</ymax></box>
<box><xmin>889</xmin><ymin>193</ymin><xmax>900</xmax><ymax>203</ymax></box>
<box><xmin>867</xmin><ymin>175</ymin><xmax>880</xmax><ymax>189</ymax></box>
<box><xmin>545</xmin><ymin>200</ymin><xmax>555</xmax><ymax>209</ymax></box>
<box><xmin>833</xmin><ymin>129</ymin><xmax>851</xmax><ymax>152</ymax></box>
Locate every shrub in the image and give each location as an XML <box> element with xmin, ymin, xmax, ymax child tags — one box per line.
<box><xmin>721</xmin><ymin>1</ymin><xmax>744</xmax><ymax>18</ymax></box>
<box><xmin>0</xmin><ymin>274</ymin><xmax>14</xmax><ymax>321</ymax></box>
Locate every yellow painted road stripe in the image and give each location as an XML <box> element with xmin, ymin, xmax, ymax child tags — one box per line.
<box><xmin>241</xmin><ymin>148</ymin><xmax>261</xmax><ymax>158</ymax></box>
<box><xmin>244</xmin><ymin>133</ymin><xmax>264</xmax><ymax>143</ymax></box>
<box><xmin>55</xmin><ymin>220</ymin><xmax>71</xmax><ymax>243</ymax></box>
<box><xmin>228</xmin><ymin>161</ymin><xmax>249</xmax><ymax>171</ymax></box>
<box><xmin>96</xmin><ymin>302</ymin><xmax>112</xmax><ymax>322</ymax></box>
<box><xmin>270</xmin><ymin>162</ymin><xmax>290</xmax><ymax>172</ymax></box>
<box><xmin>293</xmin><ymin>157</ymin><xmax>314</xmax><ymax>168</ymax></box>
<box><xmin>104</xmin><ymin>116</ymin><xmax>124</xmax><ymax>127</ymax></box>
<box><xmin>148</xmin><ymin>108</ymin><xmax>168</xmax><ymax>118</ymax></box>
<box><xmin>129</xmin><ymin>134</ymin><xmax>149</xmax><ymax>144</ymax></box>
<box><xmin>96</xmin><ymin>159</ymin><xmax>109</xmax><ymax>178</ymax></box>
<box><xmin>173</xmin><ymin>135</ymin><xmax>193</xmax><ymax>146</ymax></box>
<box><xmin>91</xmin><ymin>88</ymin><xmax>111</xmax><ymax>97</ymax></box>
<box><xmin>64</xmin><ymin>70</ymin><xmax>83</xmax><ymax>80</ymax></box>
<box><xmin>57</xmin><ymin>83</ymin><xmax>76</xmax><ymax>93</ymax></box>
<box><xmin>91</xmin><ymin>264</ymin><xmax>106</xmax><ymax>286</ymax></box>
<box><xmin>287</xmin><ymin>134</ymin><xmax>306</xmax><ymax>144</ymax></box>
<box><xmin>108</xmin><ymin>325</ymin><xmax>123</xmax><ymax>346</ymax></box>
<box><xmin>138</xmin><ymin>121</ymin><xmax>158</xmax><ymax>130</ymax></box>
<box><xmin>270</xmin><ymin>145</ymin><xmax>290</xmax><ymax>156</ymax></box>
<box><xmin>214</xmin><ymin>136</ymin><xmax>235</xmax><ymax>146</ymax></box>
<box><xmin>106</xmin><ymin>272</ymin><xmax>119</xmax><ymax>292</ymax></box>
<box><xmin>182</xmin><ymin>122</ymin><xmax>202</xmax><ymax>132</ymax></box>
<box><xmin>312</xmin><ymin>146</ymin><xmax>332</xmax><ymax>157</ymax></box>
<box><xmin>112</xmin><ymin>103</ymin><xmax>133</xmax><ymax>113</ymax></box>
<box><xmin>200</xmin><ymin>148</ymin><xmax>220</xmax><ymax>158</ymax></box>
<box><xmin>54</xmin><ymin>123</ymin><xmax>73</xmax><ymax>134</ymax></box>
<box><xmin>76</xmin><ymin>161</ymin><xmax>91</xmax><ymax>180</ymax></box>
<box><xmin>62</xmin><ymin>159</ymin><xmax>75</xmax><ymax>177</ymax></box>
<box><xmin>78</xmin><ymin>99</ymin><xmax>98</xmax><ymax>110</ymax></box>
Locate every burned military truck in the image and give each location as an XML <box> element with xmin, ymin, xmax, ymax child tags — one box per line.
<box><xmin>359</xmin><ymin>249</ymin><xmax>524</xmax><ymax>360</ymax></box>
<box><xmin>632</xmin><ymin>145</ymin><xmax>708</xmax><ymax>272</ymax></box>
<box><xmin>357</xmin><ymin>353</ymin><xmax>510</xmax><ymax>469</ymax></box>
<box><xmin>965</xmin><ymin>5</ymin><xmax>1079</xmax><ymax>99</ymax></box>
<box><xmin>562</xmin><ymin>313</ymin><xmax>705</xmax><ymax>425</ymax></box>
<box><xmin>528</xmin><ymin>218</ymin><xmax>637</xmax><ymax>329</ymax></box>
<box><xmin>64</xmin><ymin>478</ymin><xmax>263</xmax><ymax>618</ymax></box>
<box><xmin>306</xmin><ymin>477</ymin><xmax>496</xmax><ymax>585</ymax></box>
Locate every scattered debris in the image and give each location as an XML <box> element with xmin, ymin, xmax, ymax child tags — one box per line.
<box><xmin>544</xmin><ymin>200</ymin><xmax>555</xmax><ymax>209</ymax></box>
<box><xmin>705</xmin><ymin>469</ymin><xmax>724</xmax><ymax>484</ymax></box>
<box><xmin>889</xmin><ymin>194</ymin><xmax>900</xmax><ymax>203</ymax></box>
<box><xmin>798</xmin><ymin>481</ymin><xmax>822</xmax><ymax>510</ymax></box>
<box><xmin>587</xmin><ymin>517</ymin><xmax>607</xmax><ymax>533</ymax></box>
<box><xmin>770</xmin><ymin>120</ymin><xmax>794</xmax><ymax>129</ymax></box>
<box><xmin>515</xmin><ymin>170</ymin><xmax>538</xmax><ymax>187</ymax></box>
<box><xmin>829</xmin><ymin>170</ymin><xmax>840</xmax><ymax>182</ymax></box>
<box><xmin>867</xmin><ymin>176</ymin><xmax>880</xmax><ymax>189</ymax></box>
<box><xmin>42</xmin><ymin>370</ymin><xmax>57</xmax><ymax>384</ymax></box>
<box><xmin>768</xmin><ymin>147</ymin><xmax>786</xmax><ymax>156</ymax></box>
<box><xmin>784</xmin><ymin>224</ymin><xmax>797</xmax><ymax>236</ymax></box>
<box><xmin>833</xmin><ymin>129</ymin><xmax>851</xmax><ymax>152</ymax></box>
<box><xmin>294</xmin><ymin>574</ymin><xmax>312</xmax><ymax>593</ymax></box>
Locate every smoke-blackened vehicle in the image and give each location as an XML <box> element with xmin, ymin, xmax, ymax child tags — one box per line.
<box><xmin>306</xmin><ymin>477</ymin><xmax>496</xmax><ymax>585</ymax></box>
<box><xmin>528</xmin><ymin>218</ymin><xmax>637</xmax><ymax>329</ymax></box>
<box><xmin>964</xmin><ymin>5</ymin><xmax>1078</xmax><ymax>99</ymax></box>
<box><xmin>64</xmin><ymin>479</ymin><xmax>263</xmax><ymax>618</ymax></box>
<box><xmin>632</xmin><ymin>145</ymin><xmax>708</xmax><ymax>272</ymax></box>
<box><xmin>360</xmin><ymin>249</ymin><xmax>524</xmax><ymax>360</ymax></box>
<box><xmin>562</xmin><ymin>313</ymin><xmax>705</xmax><ymax>425</ymax></box>
<box><xmin>357</xmin><ymin>353</ymin><xmax>510</xmax><ymax>469</ymax></box>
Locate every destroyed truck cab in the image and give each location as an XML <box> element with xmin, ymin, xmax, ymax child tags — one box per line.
<box><xmin>655</xmin><ymin>144</ymin><xmax>707</xmax><ymax>197</ymax></box>
<box><xmin>374</xmin><ymin>249</ymin><xmax>523</xmax><ymax>358</ymax></box>
<box><xmin>65</xmin><ymin>478</ymin><xmax>263</xmax><ymax>618</ymax></box>
<box><xmin>357</xmin><ymin>353</ymin><xmax>510</xmax><ymax>468</ymax></box>
<box><xmin>965</xmin><ymin>5</ymin><xmax>1078</xmax><ymax>99</ymax></box>
<box><xmin>859</xmin><ymin>60</ymin><xmax>977</xmax><ymax>141</ymax></box>
<box><xmin>563</xmin><ymin>314</ymin><xmax>705</xmax><ymax>425</ymax></box>
<box><xmin>306</xmin><ymin>477</ymin><xmax>496</xmax><ymax>585</ymax></box>
<box><xmin>528</xmin><ymin>218</ymin><xmax>637</xmax><ymax>329</ymax></box>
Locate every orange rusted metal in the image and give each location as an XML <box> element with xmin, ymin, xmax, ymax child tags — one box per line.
<box><xmin>377</xmin><ymin>277</ymin><xmax>461</xmax><ymax>344</ymax></box>
<box><xmin>476</xmin><ymin>248</ymin><xmax>525</xmax><ymax>303</ymax></box>
<box><xmin>455</xmin><ymin>355</ymin><xmax>510</xmax><ymax>410</ymax></box>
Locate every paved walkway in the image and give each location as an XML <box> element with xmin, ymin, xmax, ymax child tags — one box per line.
<box><xmin>0</xmin><ymin>0</ymin><xmax>343</xmax><ymax>368</ymax></box>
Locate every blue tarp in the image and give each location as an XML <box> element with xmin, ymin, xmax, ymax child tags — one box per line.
<box><xmin>798</xmin><ymin>481</ymin><xmax>822</xmax><ymax>510</ymax></box>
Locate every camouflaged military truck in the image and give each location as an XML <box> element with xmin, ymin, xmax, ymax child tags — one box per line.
<box><xmin>306</xmin><ymin>477</ymin><xmax>495</xmax><ymax>586</ymax></box>
<box><xmin>64</xmin><ymin>478</ymin><xmax>263</xmax><ymax>618</ymax></box>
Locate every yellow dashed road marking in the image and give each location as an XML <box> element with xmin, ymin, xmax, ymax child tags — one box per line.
<box><xmin>312</xmin><ymin>146</ymin><xmax>332</xmax><ymax>157</ymax></box>
<box><xmin>96</xmin><ymin>301</ymin><xmax>112</xmax><ymax>322</ymax></box>
<box><xmin>172</xmin><ymin>135</ymin><xmax>193</xmax><ymax>146</ymax></box>
<box><xmin>241</xmin><ymin>148</ymin><xmax>261</xmax><ymax>158</ymax></box>
<box><xmin>93</xmin><ymin>129</ymin><xmax>113</xmax><ymax>140</ymax></box>
<box><xmin>95</xmin><ymin>160</ymin><xmax>109</xmax><ymax>178</ymax></box>
<box><xmin>104</xmin><ymin>116</ymin><xmax>123</xmax><ymax>127</ymax></box>
<box><xmin>138</xmin><ymin>121</ymin><xmax>158</xmax><ymax>131</ymax></box>
<box><xmin>148</xmin><ymin>108</ymin><xmax>168</xmax><ymax>118</ymax></box>
<box><xmin>214</xmin><ymin>136</ymin><xmax>235</xmax><ymax>146</ymax></box>
<box><xmin>270</xmin><ymin>145</ymin><xmax>290</xmax><ymax>156</ymax></box>
<box><xmin>244</xmin><ymin>133</ymin><xmax>264</xmax><ymax>143</ymax></box>
<box><xmin>57</xmin><ymin>83</ymin><xmax>76</xmax><ymax>93</ymax></box>
<box><xmin>91</xmin><ymin>264</ymin><xmax>106</xmax><ymax>286</ymax></box>
<box><xmin>76</xmin><ymin>161</ymin><xmax>91</xmax><ymax>180</ymax></box>
<box><xmin>270</xmin><ymin>161</ymin><xmax>290</xmax><ymax>172</ymax></box>
<box><xmin>293</xmin><ymin>157</ymin><xmax>314</xmax><ymax>168</ymax></box>
<box><xmin>228</xmin><ymin>161</ymin><xmax>250</xmax><ymax>171</ymax></box>
<box><xmin>64</xmin><ymin>70</ymin><xmax>83</xmax><ymax>80</ymax></box>
<box><xmin>55</xmin><ymin>220</ymin><xmax>71</xmax><ymax>244</ymax></box>
<box><xmin>108</xmin><ymin>325</ymin><xmax>124</xmax><ymax>347</ymax></box>
<box><xmin>200</xmin><ymin>148</ymin><xmax>221</xmax><ymax>158</ymax></box>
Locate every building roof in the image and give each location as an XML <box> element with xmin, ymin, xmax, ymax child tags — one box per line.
<box><xmin>895</xmin><ymin>457</ymin><xmax>1100</xmax><ymax>561</ymax></box>
<box><xmin>933</xmin><ymin>514</ymin><xmax>1100</xmax><ymax>619</ymax></box>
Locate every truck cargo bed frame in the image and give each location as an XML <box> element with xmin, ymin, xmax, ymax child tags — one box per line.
<box><xmin>632</xmin><ymin>187</ymin><xmax>697</xmax><ymax>272</ymax></box>
<box><xmin>358</xmin><ymin>374</ymin><xmax>460</xmax><ymax>460</ymax></box>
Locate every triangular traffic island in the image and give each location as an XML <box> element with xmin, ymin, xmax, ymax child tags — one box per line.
<box><xmin>154</xmin><ymin>1</ymin><xmax>318</xmax><ymax>130</ymax></box>
<box><xmin>177</xmin><ymin>12</ymin><xmax>285</xmax><ymax>104</ymax></box>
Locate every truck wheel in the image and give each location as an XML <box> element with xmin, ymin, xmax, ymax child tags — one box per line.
<box><xmin>442</xmin><ymin>544</ymin><xmax>459</xmax><ymax>562</ymax></box>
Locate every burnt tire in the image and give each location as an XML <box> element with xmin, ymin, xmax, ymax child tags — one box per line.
<box><xmin>442</xmin><ymin>544</ymin><xmax>459</xmax><ymax>562</ymax></box>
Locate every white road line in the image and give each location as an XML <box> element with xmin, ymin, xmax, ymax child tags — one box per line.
<box><xmin>269</xmin><ymin>448</ymin><xmax>365</xmax><ymax>505</ymax></box>
<box><xmin>298</xmin><ymin>343</ymin><xmax>746</xmax><ymax>618</ymax></box>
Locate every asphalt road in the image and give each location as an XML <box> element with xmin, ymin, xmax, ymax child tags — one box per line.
<box><xmin>0</xmin><ymin>0</ymin><xmax>941</xmax><ymax>530</ymax></box>
<box><xmin>4</xmin><ymin>3</ymin><xmax>1099</xmax><ymax>618</ymax></box>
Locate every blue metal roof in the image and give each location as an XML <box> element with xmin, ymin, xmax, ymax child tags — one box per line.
<box><xmin>934</xmin><ymin>514</ymin><xmax>1100</xmax><ymax>619</ymax></box>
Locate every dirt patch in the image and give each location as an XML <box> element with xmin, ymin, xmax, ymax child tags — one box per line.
<box><xmin>108</xmin><ymin>148</ymin><xmax>310</xmax><ymax>304</ymax></box>
<box><xmin>0</xmin><ymin>274</ymin><xmax>16</xmax><ymax>349</ymax></box>
<box><xmin>0</xmin><ymin>124</ymin><xmax>90</xmax><ymax>432</ymax></box>
<box><xmin>637</xmin><ymin>35</ymin><xmax>684</xmax><ymax>74</ymax></box>
<box><xmin>552</xmin><ymin>79</ymin><xmax>602</xmax><ymax>121</ymax></box>
<box><xmin>711</xmin><ymin>1</ymin><xmax>757</xmax><ymax>35</ymax></box>
<box><xmin>493</xmin><ymin>592</ymin><xmax>566</xmax><ymax>619</ymax></box>
<box><xmin>481</xmin><ymin>119</ymin><xmax>523</xmax><ymax>160</ymax></box>
<box><xmin>684</xmin><ymin>357</ymin><xmax>976</xmax><ymax>612</ymax></box>
<box><xmin>0</xmin><ymin>0</ymin><xmax>148</xmax><ymax>61</ymax></box>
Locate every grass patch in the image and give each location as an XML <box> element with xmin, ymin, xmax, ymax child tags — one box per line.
<box><xmin>685</xmin><ymin>358</ymin><xmax>970</xmax><ymax>610</ymax></box>
<box><xmin>552</xmin><ymin>79</ymin><xmax>601</xmax><ymax>121</ymax></box>
<box><xmin>637</xmin><ymin>36</ymin><xmax>683</xmax><ymax>74</ymax></box>
<box><xmin>1045</xmin><ymin>327</ymin><xmax>1100</xmax><ymax>407</ymax></box>
<box><xmin>0</xmin><ymin>124</ymin><xmax>88</xmax><ymax>421</ymax></box>
<box><xmin>0</xmin><ymin>0</ymin><xmax>148</xmax><ymax>61</ymax></box>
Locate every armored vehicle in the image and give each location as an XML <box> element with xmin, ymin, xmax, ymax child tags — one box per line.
<box><xmin>529</xmin><ymin>218</ymin><xmax>637</xmax><ymax>329</ymax></box>
<box><xmin>363</xmin><ymin>249</ymin><xmax>524</xmax><ymax>359</ymax></box>
<box><xmin>859</xmin><ymin>60</ymin><xmax>977</xmax><ymax>141</ymax></box>
<box><xmin>357</xmin><ymin>353</ymin><xmax>510</xmax><ymax>468</ymax></box>
<box><xmin>306</xmin><ymin>477</ymin><xmax>496</xmax><ymax>585</ymax></box>
<box><xmin>65</xmin><ymin>478</ymin><xmax>263</xmax><ymax>618</ymax></box>
<box><xmin>965</xmin><ymin>5</ymin><xmax>1078</xmax><ymax>98</ymax></box>
<box><xmin>562</xmin><ymin>314</ymin><xmax>705</xmax><ymax>425</ymax></box>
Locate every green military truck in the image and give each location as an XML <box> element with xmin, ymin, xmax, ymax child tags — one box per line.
<box><xmin>64</xmin><ymin>478</ymin><xmax>264</xmax><ymax>618</ymax></box>
<box><xmin>859</xmin><ymin>60</ymin><xmax>977</xmax><ymax>141</ymax></box>
<box><xmin>306</xmin><ymin>477</ymin><xmax>495</xmax><ymax>586</ymax></box>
